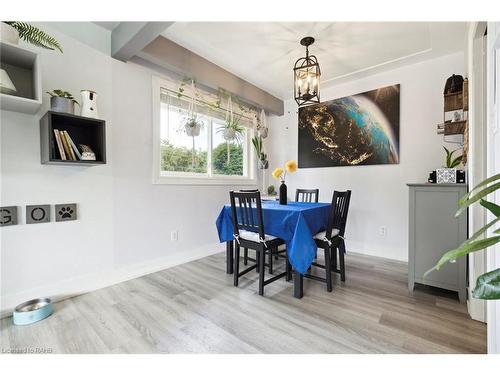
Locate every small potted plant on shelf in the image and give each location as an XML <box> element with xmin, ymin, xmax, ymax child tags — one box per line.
<box><xmin>46</xmin><ymin>90</ymin><xmax>79</xmax><ymax>114</ymax></box>
<box><xmin>1</xmin><ymin>22</ymin><xmax>62</xmax><ymax>52</ymax></box>
<box><xmin>436</xmin><ymin>146</ymin><xmax>463</xmax><ymax>184</ymax></box>
<box><xmin>252</xmin><ymin>135</ymin><xmax>268</xmax><ymax>169</ymax></box>
<box><xmin>267</xmin><ymin>185</ymin><xmax>277</xmax><ymax>196</ymax></box>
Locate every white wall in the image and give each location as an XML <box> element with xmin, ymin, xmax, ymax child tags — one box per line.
<box><xmin>267</xmin><ymin>52</ymin><xmax>465</xmax><ymax>261</ymax></box>
<box><xmin>1</xmin><ymin>26</ymin><xmax>114</xmax><ymax>310</ymax></box>
<box><xmin>111</xmin><ymin>59</ymin><xmax>253</xmax><ymax>269</ymax></box>
<box><xmin>1</xmin><ymin>24</ymin><xmax>255</xmax><ymax>314</ymax></box>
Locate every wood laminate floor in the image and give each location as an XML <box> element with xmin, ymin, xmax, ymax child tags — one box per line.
<box><xmin>0</xmin><ymin>251</ymin><xmax>486</xmax><ymax>354</ymax></box>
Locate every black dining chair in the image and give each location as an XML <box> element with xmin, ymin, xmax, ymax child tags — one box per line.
<box><xmin>295</xmin><ymin>188</ymin><xmax>319</xmax><ymax>203</ymax></box>
<box><xmin>306</xmin><ymin>190</ymin><xmax>351</xmax><ymax>291</ymax></box>
<box><xmin>229</xmin><ymin>191</ymin><xmax>291</xmax><ymax>296</ymax></box>
<box><xmin>238</xmin><ymin>189</ymin><xmax>266</xmax><ymax>268</ymax></box>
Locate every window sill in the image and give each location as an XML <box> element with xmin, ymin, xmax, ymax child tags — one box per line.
<box><xmin>153</xmin><ymin>175</ymin><xmax>257</xmax><ymax>186</ymax></box>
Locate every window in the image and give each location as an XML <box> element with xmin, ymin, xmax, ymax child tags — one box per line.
<box><xmin>153</xmin><ymin>76</ymin><xmax>255</xmax><ymax>184</ymax></box>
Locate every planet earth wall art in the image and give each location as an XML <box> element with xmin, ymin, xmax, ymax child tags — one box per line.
<box><xmin>298</xmin><ymin>84</ymin><xmax>400</xmax><ymax>168</ymax></box>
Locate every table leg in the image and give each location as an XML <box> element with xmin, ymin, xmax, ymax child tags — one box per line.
<box><xmin>293</xmin><ymin>270</ymin><xmax>303</xmax><ymax>299</ymax></box>
<box><xmin>226</xmin><ymin>240</ymin><xmax>234</xmax><ymax>274</ymax></box>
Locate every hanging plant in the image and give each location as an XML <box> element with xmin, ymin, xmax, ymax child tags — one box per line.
<box><xmin>252</xmin><ymin>135</ymin><xmax>268</xmax><ymax>169</ymax></box>
<box><xmin>217</xmin><ymin>96</ymin><xmax>245</xmax><ymax>164</ymax></box>
<box><xmin>257</xmin><ymin>108</ymin><xmax>269</xmax><ymax>138</ymax></box>
<box><xmin>181</xmin><ymin>79</ymin><xmax>204</xmax><ymax>168</ymax></box>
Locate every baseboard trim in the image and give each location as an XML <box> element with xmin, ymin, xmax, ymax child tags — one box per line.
<box><xmin>0</xmin><ymin>243</ymin><xmax>224</xmax><ymax>318</ymax></box>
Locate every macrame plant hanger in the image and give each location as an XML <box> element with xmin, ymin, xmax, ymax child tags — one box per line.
<box><xmin>225</xmin><ymin>95</ymin><xmax>234</xmax><ymax>164</ymax></box>
<box><xmin>188</xmin><ymin>79</ymin><xmax>197</xmax><ymax>167</ymax></box>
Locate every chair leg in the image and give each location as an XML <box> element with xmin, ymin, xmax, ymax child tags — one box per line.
<box><xmin>256</xmin><ymin>249</ymin><xmax>260</xmax><ymax>273</ymax></box>
<box><xmin>234</xmin><ymin>243</ymin><xmax>240</xmax><ymax>287</ymax></box>
<box><xmin>286</xmin><ymin>257</ymin><xmax>292</xmax><ymax>281</ymax></box>
<box><xmin>268</xmin><ymin>248</ymin><xmax>273</xmax><ymax>274</ymax></box>
<box><xmin>226</xmin><ymin>240</ymin><xmax>234</xmax><ymax>274</ymax></box>
<box><xmin>324</xmin><ymin>246</ymin><xmax>332</xmax><ymax>292</ymax></box>
<box><xmin>244</xmin><ymin>248</ymin><xmax>248</xmax><ymax>265</ymax></box>
<box><xmin>258</xmin><ymin>246</ymin><xmax>265</xmax><ymax>296</ymax></box>
<box><xmin>331</xmin><ymin>246</ymin><xmax>337</xmax><ymax>272</ymax></box>
<box><xmin>339</xmin><ymin>240</ymin><xmax>346</xmax><ymax>282</ymax></box>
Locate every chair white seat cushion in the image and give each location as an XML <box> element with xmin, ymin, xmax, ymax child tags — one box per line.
<box><xmin>239</xmin><ymin>230</ymin><xmax>277</xmax><ymax>242</ymax></box>
<box><xmin>313</xmin><ymin>229</ymin><xmax>340</xmax><ymax>241</ymax></box>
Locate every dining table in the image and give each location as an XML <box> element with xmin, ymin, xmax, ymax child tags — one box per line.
<box><xmin>216</xmin><ymin>200</ymin><xmax>331</xmax><ymax>298</ymax></box>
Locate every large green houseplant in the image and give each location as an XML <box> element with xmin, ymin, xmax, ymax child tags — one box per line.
<box><xmin>426</xmin><ymin>173</ymin><xmax>500</xmax><ymax>299</ymax></box>
<box><xmin>2</xmin><ymin>22</ymin><xmax>62</xmax><ymax>52</ymax></box>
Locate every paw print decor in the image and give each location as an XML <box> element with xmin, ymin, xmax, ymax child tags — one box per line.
<box><xmin>55</xmin><ymin>203</ymin><xmax>77</xmax><ymax>222</ymax></box>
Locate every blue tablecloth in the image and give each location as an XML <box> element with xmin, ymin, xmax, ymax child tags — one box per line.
<box><xmin>216</xmin><ymin>201</ymin><xmax>331</xmax><ymax>274</ymax></box>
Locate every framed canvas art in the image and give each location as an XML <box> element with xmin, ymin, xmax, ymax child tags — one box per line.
<box><xmin>298</xmin><ymin>84</ymin><xmax>400</xmax><ymax>168</ymax></box>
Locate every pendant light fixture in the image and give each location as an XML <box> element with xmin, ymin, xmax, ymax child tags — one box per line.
<box><xmin>294</xmin><ymin>36</ymin><xmax>321</xmax><ymax>107</ymax></box>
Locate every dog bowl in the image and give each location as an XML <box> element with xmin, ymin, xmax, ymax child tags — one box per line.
<box><xmin>13</xmin><ymin>298</ymin><xmax>53</xmax><ymax>326</ymax></box>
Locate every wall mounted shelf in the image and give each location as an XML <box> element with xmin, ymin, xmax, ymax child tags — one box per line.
<box><xmin>0</xmin><ymin>41</ymin><xmax>42</xmax><ymax>114</ymax></box>
<box><xmin>40</xmin><ymin>111</ymin><xmax>106</xmax><ymax>165</ymax></box>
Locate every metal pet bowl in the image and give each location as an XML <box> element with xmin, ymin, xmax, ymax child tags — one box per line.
<box><xmin>13</xmin><ymin>298</ymin><xmax>53</xmax><ymax>326</ymax></box>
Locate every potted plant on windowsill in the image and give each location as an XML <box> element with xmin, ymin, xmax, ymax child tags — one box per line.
<box><xmin>252</xmin><ymin>135</ymin><xmax>268</xmax><ymax>169</ymax></box>
<box><xmin>1</xmin><ymin>22</ymin><xmax>62</xmax><ymax>52</ymax></box>
<box><xmin>46</xmin><ymin>89</ymin><xmax>79</xmax><ymax>114</ymax></box>
<box><xmin>267</xmin><ymin>185</ymin><xmax>277</xmax><ymax>196</ymax></box>
<box><xmin>436</xmin><ymin>146</ymin><xmax>463</xmax><ymax>183</ymax></box>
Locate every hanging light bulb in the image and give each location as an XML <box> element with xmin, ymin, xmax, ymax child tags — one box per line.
<box><xmin>293</xmin><ymin>36</ymin><xmax>321</xmax><ymax>107</ymax></box>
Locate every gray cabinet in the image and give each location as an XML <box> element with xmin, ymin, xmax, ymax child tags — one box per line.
<box><xmin>408</xmin><ymin>183</ymin><xmax>467</xmax><ymax>302</ymax></box>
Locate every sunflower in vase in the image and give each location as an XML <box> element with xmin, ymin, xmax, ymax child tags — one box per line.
<box><xmin>272</xmin><ymin>160</ymin><xmax>297</xmax><ymax>205</ymax></box>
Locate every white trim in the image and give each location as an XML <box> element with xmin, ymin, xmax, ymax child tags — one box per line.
<box><xmin>152</xmin><ymin>75</ymin><xmax>257</xmax><ymax>186</ymax></box>
<box><xmin>0</xmin><ymin>243</ymin><xmax>224</xmax><ymax>318</ymax></box>
<box><xmin>153</xmin><ymin>175</ymin><xmax>257</xmax><ymax>186</ymax></box>
<box><xmin>467</xmin><ymin>21</ymin><xmax>488</xmax><ymax>323</ymax></box>
<box><xmin>487</xmin><ymin>21</ymin><xmax>500</xmax><ymax>354</ymax></box>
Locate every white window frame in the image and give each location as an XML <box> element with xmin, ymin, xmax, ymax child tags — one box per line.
<box><xmin>152</xmin><ymin>75</ymin><xmax>256</xmax><ymax>185</ymax></box>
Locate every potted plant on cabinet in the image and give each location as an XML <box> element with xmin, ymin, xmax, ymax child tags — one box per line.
<box><xmin>46</xmin><ymin>89</ymin><xmax>79</xmax><ymax>114</ymax></box>
<box><xmin>1</xmin><ymin>22</ymin><xmax>62</xmax><ymax>52</ymax></box>
<box><xmin>436</xmin><ymin>146</ymin><xmax>463</xmax><ymax>183</ymax></box>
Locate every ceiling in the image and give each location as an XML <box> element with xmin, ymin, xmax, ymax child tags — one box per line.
<box><xmin>94</xmin><ymin>22</ymin><xmax>121</xmax><ymax>31</ymax></box>
<box><xmin>162</xmin><ymin>22</ymin><xmax>467</xmax><ymax>99</ymax></box>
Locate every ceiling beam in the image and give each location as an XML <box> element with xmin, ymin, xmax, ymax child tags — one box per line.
<box><xmin>111</xmin><ymin>22</ymin><xmax>173</xmax><ymax>62</ymax></box>
<box><xmin>138</xmin><ymin>36</ymin><xmax>284</xmax><ymax>116</ymax></box>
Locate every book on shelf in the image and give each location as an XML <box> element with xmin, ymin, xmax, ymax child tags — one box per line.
<box><xmin>53</xmin><ymin>129</ymin><xmax>66</xmax><ymax>160</ymax></box>
<box><xmin>65</xmin><ymin>131</ymin><xmax>82</xmax><ymax>160</ymax></box>
<box><xmin>59</xmin><ymin>130</ymin><xmax>74</xmax><ymax>160</ymax></box>
<box><xmin>62</xmin><ymin>131</ymin><xmax>77</xmax><ymax>160</ymax></box>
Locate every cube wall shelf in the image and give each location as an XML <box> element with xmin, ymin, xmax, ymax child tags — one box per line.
<box><xmin>0</xmin><ymin>41</ymin><xmax>42</xmax><ymax>114</ymax></box>
<box><xmin>40</xmin><ymin>111</ymin><xmax>106</xmax><ymax>165</ymax></box>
